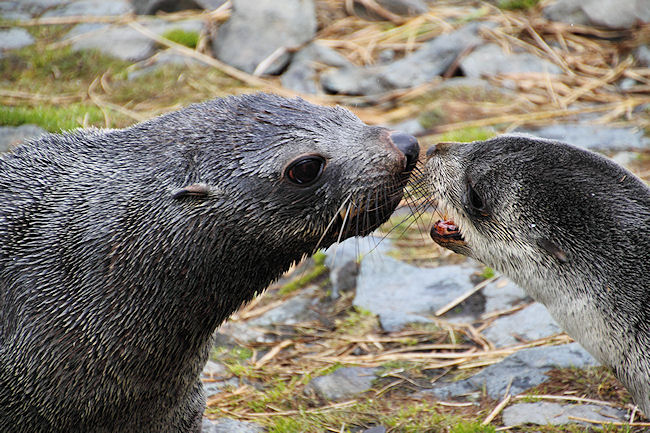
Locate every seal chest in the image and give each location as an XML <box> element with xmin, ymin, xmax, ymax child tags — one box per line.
<box><xmin>0</xmin><ymin>93</ymin><xmax>419</xmax><ymax>433</ymax></box>
<box><xmin>424</xmin><ymin>135</ymin><xmax>650</xmax><ymax>415</ymax></box>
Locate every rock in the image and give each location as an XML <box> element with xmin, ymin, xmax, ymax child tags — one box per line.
<box><xmin>611</xmin><ymin>151</ymin><xmax>641</xmax><ymax>167</ymax></box>
<box><xmin>0</xmin><ymin>28</ymin><xmax>35</xmax><ymax>51</ymax></box>
<box><xmin>203</xmin><ymin>377</ymin><xmax>240</xmax><ymax>397</ymax></box>
<box><xmin>543</xmin><ymin>0</ymin><xmax>649</xmax><ymax>29</ymax></box>
<box><xmin>386</xmin><ymin>118</ymin><xmax>426</xmax><ymax>136</ymax></box>
<box><xmin>354</xmin><ymin>255</ymin><xmax>479</xmax><ymax>331</ymax></box>
<box><xmin>324</xmin><ymin>236</ymin><xmax>393</xmax><ymax>269</ymax></box>
<box><xmin>65</xmin><ymin>18</ymin><xmax>204</xmax><ymax>62</ymax></box>
<box><xmin>379</xmin><ymin>22</ymin><xmax>493</xmax><ymax>89</ymax></box>
<box><xmin>212</xmin><ymin>0</ymin><xmax>317</xmax><ymax>75</ymax></box>
<box><xmin>127</xmin><ymin>49</ymin><xmax>204</xmax><ymax>80</ymax></box>
<box><xmin>483</xmin><ymin>303</ymin><xmax>562</xmax><ymax>348</ymax></box>
<box><xmin>330</xmin><ymin>260</ymin><xmax>358</xmax><ymax>299</ymax></box>
<box><xmin>281</xmin><ymin>42</ymin><xmax>353</xmax><ymax>94</ymax></box>
<box><xmin>202</xmin><ymin>360</ymin><xmax>228</xmax><ymax>378</ymax></box>
<box><xmin>636</xmin><ymin>44</ymin><xmax>650</xmax><ymax>67</ymax></box>
<box><xmin>42</xmin><ymin>0</ymin><xmax>133</xmax><ymax>17</ymax></box>
<box><xmin>203</xmin><ymin>418</ymin><xmax>266</xmax><ymax>433</ymax></box>
<box><xmin>132</xmin><ymin>0</ymin><xmax>206</xmax><ymax>14</ymax></box>
<box><xmin>306</xmin><ymin>367</ymin><xmax>379</xmax><ymax>400</ymax></box>
<box><xmin>321</xmin><ymin>22</ymin><xmax>493</xmax><ymax>95</ymax></box>
<box><xmin>6</xmin><ymin>0</ymin><xmax>71</xmax><ymax>17</ymax></box>
<box><xmin>460</xmin><ymin>43</ymin><xmax>562</xmax><ymax>78</ymax></box>
<box><xmin>248</xmin><ymin>285</ymin><xmax>320</xmax><ymax>327</ymax></box>
<box><xmin>353</xmin><ymin>0</ymin><xmax>428</xmax><ymax>20</ymax></box>
<box><xmin>515</xmin><ymin>124</ymin><xmax>650</xmax><ymax>151</ymax></box>
<box><xmin>502</xmin><ymin>402</ymin><xmax>626</xmax><ymax>426</ymax></box>
<box><xmin>482</xmin><ymin>278</ymin><xmax>529</xmax><ymax>314</ymax></box>
<box><xmin>0</xmin><ymin>125</ymin><xmax>47</xmax><ymax>153</ymax></box>
<box><xmin>429</xmin><ymin>343</ymin><xmax>598</xmax><ymax>400</ymax></box>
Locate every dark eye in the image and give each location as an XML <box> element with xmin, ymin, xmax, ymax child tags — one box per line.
<box><xmin>285</xmin><ymin>155</ymin><xmax>326</xmax><ymax>186</ymax></box>
<box><xmin>466</xmin><ymin>184</ymin><xmax>488</xmax><ymax>216</ymax></box>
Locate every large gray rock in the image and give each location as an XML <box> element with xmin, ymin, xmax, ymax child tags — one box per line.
<box><xmin>543</xmin><ymin>0</ymin><xmax>649</xmax><ymax>29</ymax></box>
<box><xmin>212</xmin><ymin>0</ymin><xmax>317</xmax><ymax>75</ymax></box>
<box><xmin>502</xmin><ymin>402</ymin><xmax>626</xmax><ymax>426</ymax></box>
<box><xmin>429</xmin><ymin>343</ymin><xmax>598</xmax><ymax>400</ymax></box>
<box><xmin>127</xmin><ymin>49</ymin><xmax>204</xmax><ymax>80</ymax></box>
<box><xmin>0</xmin><ymin>125</ymin><xmax>47</xmax><ymax>153</ymax></box>
<box><xmin>321</xmin><ymin>22</ymin><xmax>492</xmax><ymax>95</ymax></box>
<box><xmin>516</xmin><ymin>124</ymin><xmax>650</xmax><ymax>151</ymax></box>
<box><xmin>483</xmin><ymin>303</ymin><xmax>562</xmax><ymax>348</ymax></box>
<box><xmin>354</xmin><ymin>255</ymin><xmax>479</xmax><ymax>331</ymax></box>
<box><xmin>0</xmin><ymin>28</ymin><xmax>35</xmax><ymax>51</ymax></box>
<box><xmin>65</xmin><ymin>18</ymin><xmax>204</xmax><ymax>61</ymax></box>
<box><xmin>281</xmin><ymin>42</ymin><xmax>354</xmax><ymax>94</ymax></box>
<box><xmin>460</xmin><ymin>43</ymin><xmax>562</xmax><ymax>78</ymax></box>
<box><xmin>482</xmin><ymin>278</ymin><xmax>529</xmax><ymax>314</ymax></box>
<box><xmin>306</xmin><ymin>367</ymin><xmax>379</xmax><ymax>400</ymax></box>
<box><xmin>42</xmin><ymin>0</ymin><xmax>133</xmax><ymax>17</ymax></box>
<box><xmin>202</xmin><ymin>418</ymin><xmax>265</xmax><ymax>433</ymax></box>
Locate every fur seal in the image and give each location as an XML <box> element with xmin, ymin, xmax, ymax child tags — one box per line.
<box><xmin>0</xmin><ymin>93</ymin><xmax>419</xmax><ymax>433</ymax></box>
<box><xmin>424</xmin><ymin>135</ymin><xmax>649</xmax><ymax>415</ymax></box>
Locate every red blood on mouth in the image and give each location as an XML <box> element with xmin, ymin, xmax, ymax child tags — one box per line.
<box><xmin>434</xmin><ymin>220</ymin><xmax>459</xmax><ymax>236</ymax></box>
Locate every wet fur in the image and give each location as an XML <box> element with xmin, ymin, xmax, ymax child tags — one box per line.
<box><xmin>0</xmin><ymin>93</ymin><xmax>409</xmax><ymax>432</ymax></box>
<box><xmin>426</xmin><ymin>135</ymin><xmax>650</xmax><ymax>414</ymax></box>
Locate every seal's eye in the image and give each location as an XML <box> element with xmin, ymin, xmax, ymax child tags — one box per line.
<box><xmin>466</xmin><ymin>184</ymin><xmax>489</xmax><ymax>217</ymax></box>
<box><xmin>285</xmin><ymin>156</ymin><xmax>326</xmax><ymax>186</ymax></box>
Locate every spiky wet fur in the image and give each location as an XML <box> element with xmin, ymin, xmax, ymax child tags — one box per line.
<box><xmin>425</xmin><ymin>135</ymin><xmax>650</xmax><ymax>415</ymax></box>
<box><xmin>0</xmin><ymin>93</ymin><xmax>411</xmax><ymax>432</ymax></box>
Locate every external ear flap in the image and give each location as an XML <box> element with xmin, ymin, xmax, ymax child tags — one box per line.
<box><xmin>537</xmin><ymin>238</ymin><xmax>568</xmax><ymax>264</ymax></box>
<box><xmin>171</xmin><ymin>183</ymin><xmax>211</xmax><ymax>199</ymax></box>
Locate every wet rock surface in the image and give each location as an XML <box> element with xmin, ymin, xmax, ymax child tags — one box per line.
<box><xmin>305</xmin><ymin>367</ymin><xmax>380</xmax><ymax>400</ymax></box>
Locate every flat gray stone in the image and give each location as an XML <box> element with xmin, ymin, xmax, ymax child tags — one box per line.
<box><xmin>430</xmin><ymin>343</ymin><xmax>598</xmax><ymax>400</ymax></box>
<box><xmin>127</xmin><ymin>49</ymin><xmax>204</xmax><ymax>80</ymax></box>
<box><xmin>203</xmin><ymin>377</ymin><xmax>239</xmax><ymax>397</ymax></box>
<box><xmin>461</xmin><ymin>43</ymin><xmax>562</xmax><ymax>78</ymax></box>
<box><xmin>0</xmin><ymin>28</ymin><xmax>35</xmax><ymax>51</ymax></box>
<box><xmin>306</xmin><ymin>367</ymin><xmax>379</xmax><ymax>400</ymax></box>
<box><xmin>213</xmin><ymin>0</ymin><xmax>316</xmax><ymax>75</ymax></box>
<box><xmin>502</xmin><ymin>402</ymin><xmax>626</xmax><ymax>426</ymax></box>
<box><xmin>543</xmin><ymin>0</ymin><xmax>649</xmax><ymax>29</ymax></box>
<box><xmin>281</xmin><ymin>42</ymin><xmax>353</xmax><ymax>94</ymax></box>
<box><xmin>42</xmin><ymin>0</ymin><xmax>133</xmax><ymax>17</ymax></box>
<box><xmin>65</xmin><ymin>18</ymin><xmax>204</xmax><ymax>61</ymax></box>
<box><xmin>248</xmin><ymin>285</ymin><xmax>320</xmax><ymax>327</ymax></box>
<box><xmin>483</xmin><ymin>278</ymin><xmax>529</xmax><ymax>314</ymax></box>
<box><xmin>353</xmin><ymin>0</ymin><xmax>427</xmax><ymax>20</ymax></box>
<box><xmin>5</xmin><ymin>0</ymin><xmax>70</xmax><ymax>17</ymax></box>
<box><xmin>202</xmin><ymin>360</ymin><xmax>228</xmax><ymax>378</ymax></box>
<box><xmin>324</xmin><ymin>236</ymin><xmax>393</xmax><ymax>269</ymax></box>
<box><xmin>203</xmin><ymin>418</ymin><xmax>265</xmax><ymax>433</ymax></box>
<box><xmin>516</xmin><ymin>124</ymin><xmax>650</xmax><ymax>151</ymax></box>
<box><xmin>354</xmin><ymin>255</ymin><xmax>478</xmax><ymax>331</ymax></box>
<box><xmin>0</xmin><ymin>125</ymin><xmax>47</xmax><ymax>153</ymax></box>
<box><xmin>321</xmin><ymin>22</ymin><xmax>493</xmax><ymax>95</ymax></box>
<box><xmin>483</xmin><ymin>303</ymin><xmax>562</xmax><ymax>348</ymax></box>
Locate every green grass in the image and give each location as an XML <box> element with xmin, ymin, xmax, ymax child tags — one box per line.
<box><xmin>437</xmin><ymin>127</ymin><xmax>496</xmax><ymax>143</ymax></box>
<box><xmin>278</xmin><ymin>251</ymin><xmax>328</xmax><ymax>296</ymax></box>
<box><xmin>161</xmin><ymin>29</ymin><xmax>199</xmax><ymax>49</ymax></box>
<box><xmin>450</xmin><ymin>422</ymin><xmax>496</xmax><ymax>433</ymax></box>
<box><xmin>498</xmin><ymin>0</ymin><xmax>540</xmax><ymax>10</ymax></box>
<box><xmin>0</xmin><ymin>104</ymin><xmax>106</xmax><ymax>132</ymax></box>
<box><xmin>480</xmin><ymin>267</ymin><xmax>495</xmax><ymax>279</ymax></box>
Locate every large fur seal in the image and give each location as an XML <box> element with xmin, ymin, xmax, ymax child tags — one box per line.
<box><xmin>0</xmin><ymin>93</ymin><xmax>419</xmax><ymax>432</ymax></box>
<box><xmin>424</xmin><ymin>135</ymin><xmax>649</xmax><ymax>415</ymax></box>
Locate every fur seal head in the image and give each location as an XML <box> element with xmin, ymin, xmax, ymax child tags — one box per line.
<box><xmin>424</xmin><ymin>134</ymin><xmax>650</xmax><ymax>415</ymax></box>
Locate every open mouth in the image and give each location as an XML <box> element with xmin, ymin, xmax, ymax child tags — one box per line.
<box><xmin>430</xmin><ymin>218</ymin><xmax>467</xmax><ymax>249</ymax></box>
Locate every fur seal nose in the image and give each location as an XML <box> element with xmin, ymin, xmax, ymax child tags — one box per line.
<box><xmin>390</xmin><ymin>132</ymin><xmax>419</xmax><ymax>172</ymax></box>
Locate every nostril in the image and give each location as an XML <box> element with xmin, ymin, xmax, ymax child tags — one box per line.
<box><xmin>389</xmin><ymin>132</ymin><xmax>419</xmax><ymax>171</ymax></box>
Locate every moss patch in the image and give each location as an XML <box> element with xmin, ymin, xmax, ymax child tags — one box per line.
<box><xmin>161</xmin><ymin>28</ymin><xmax>199</xmax><ymax>48</ymax></box>
<box><xmin>0</xmin><ymin>104</ymin><xmax>106</xmax><ymax>132</ymax></box>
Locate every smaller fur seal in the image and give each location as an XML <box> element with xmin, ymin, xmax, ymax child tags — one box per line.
<box><xmin>0</xmin><ymin>93</ymin><xmax>419</xmax><ymax>433</ymax></box>
<box><xmin>424</xmin><ymin>135</ymin><xmax>650</xmax><ymax>415</ymax></box>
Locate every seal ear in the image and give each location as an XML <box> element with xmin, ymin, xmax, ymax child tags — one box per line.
<box><xmin>171</xmin><ymin>183</ymin><xmax>211</xmax><ymax>199</ymax></box>
<box><xmin>537</xmin><ymin>238</ymin><xmax>568</xmax><ymax>264</ymax></box>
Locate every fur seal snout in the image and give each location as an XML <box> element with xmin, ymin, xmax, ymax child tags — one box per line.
<box><xmin>0</xmin><ymin>93</ymin><xmax>418</xmax><ymax>432</ymax></box>
<box><xmin>424</xmin><ymin>135</ymin><xmax>649</xmax><ymax>415</ymax></box>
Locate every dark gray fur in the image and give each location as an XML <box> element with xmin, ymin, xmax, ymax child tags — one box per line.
<box><xmin>426</xmin><ymin>135</ymin><xmax>650</xmax><ymax>414</ymax></box>
<box><xmin>0</xmin><ymin>93</ymin><xmax>411</xmax><ymax>432</ymax></box>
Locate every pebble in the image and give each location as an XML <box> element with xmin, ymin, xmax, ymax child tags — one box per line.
<box><xmin>516</xmin><ymin>124</ymin><xmax>650</xmax><ymax>151</ymax></box>
<box><xmin>460</xmin><ymin>43</ymin><xmax>562</xmax><ymax>78</ymax></box>
<box><xmin>202</xmin><ymin>418</ymin><xmax>266</xmax><ymax>433</ymax></box>
<box><xmin>483</xmin><ymin>303</ymin><xmax>562</xmax><ymax>348</ymax></box>
<box><xmin>502</xmin><ymin>402</ymin><xmax>626</xmax><ymax>426</ymax></box>
<box><xmin>212</xmin><ymin>0</ymin><xmax>317</xmax><ymax>75</ymax></box>
<box><xmin>305</xmin><ymin>367</ymin><xmax>379</xmax><ymax>400</ymax></box>
<box><xmin>543</xmin><ymin>0</ymin><xmax>649</xmax><ymax>29</ymax></box>
<box><xmin>0</xmin><ymin>125</ymin><xmax>47</xmax><ymax>153</ymax></box>
<box><xmin>0</xmin><ymin>28</ymin><xmax>35</xmax><ymax>51</ymax></box>
<box><xmin>428</xmin><ymin>343</ymin><xmax>598</xmax><ymax>400</ymax></box>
